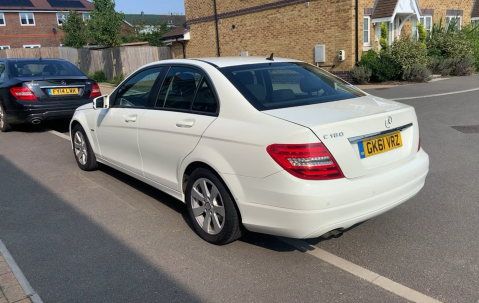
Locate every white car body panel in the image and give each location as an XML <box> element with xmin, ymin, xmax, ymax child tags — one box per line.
<box><xmin>138</xmin><ymin>110</ymin><xmax>216</xmax><ymax>191</ymax></box>
<box><xmin>70</xmin><ymin>57</ymin><xmax>430</xmax><ymax>239</ymax></box>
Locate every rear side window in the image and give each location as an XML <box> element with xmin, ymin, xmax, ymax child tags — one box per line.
<box><xmin>114</xmin><ymin>67</ymin><xmax>162</xmax><ymax>107</ymax></box>
<box><xmin>0</xmin><ymin>62</ymin><xmax>5</xmax><ymax>81</ymax></box>
<box><xmin>9</xmin><ymin>60</ymin><xmax>84</xmax><ymax>77</ymax></box>
<box><xmin>156</xmin><ymin>66</ymin><xmax>218</xmax><ymax>115</ymax></box>
<box><xmin>220</xmin><ymin>62</ymin><xmax>366</xmax><ymax>111</ymax></box>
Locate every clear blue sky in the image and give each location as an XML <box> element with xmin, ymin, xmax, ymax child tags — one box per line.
<box><xmin>113</xmin><ymin>0</ymin><xmax>185</xmax><ymax>15</ymax></box>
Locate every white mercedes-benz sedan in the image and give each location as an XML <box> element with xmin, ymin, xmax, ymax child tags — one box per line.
<box><xmin>70</xmin><ymin>56</ymin><xmax>429</xmax><ymax>245</ymax></box>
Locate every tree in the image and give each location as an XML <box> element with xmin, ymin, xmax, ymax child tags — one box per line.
<box><xmin>88</xmin><ymin>0</ymin><xmax>125</xmax><ymax>47</ymax></box>
<box><xmin>87</xmin><ymin>0</ymin><xmax>125</xmax><ymax>77</ymax></box>
<box><xmin>380</xmin><ymin>23</ymin><xmax>389</xmax><ymax>51</ymax></box>
<box><xmin>61</xmin><ymin>11</ymin><xmax>88</xmax><ymax>48</ymax></box>
<box><xmin>121</xmin><ymin>19</ymin><xmax>170</xmax><ymax>47</ymax></box>
<box><xmin>417</xmin><ymin>22</ymin><xmax>427</xmax><ymax>45</ymax></box>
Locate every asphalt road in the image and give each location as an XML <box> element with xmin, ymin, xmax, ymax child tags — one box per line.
<box><xmin>0</xmin><ymin>76</ymin><xmax>478</xmax><ymax>303</ymax></box>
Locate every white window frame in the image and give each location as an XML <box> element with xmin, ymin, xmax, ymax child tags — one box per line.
<box><xmin>82</xmin><ymin>13</ymin><xmax>90</xmax><ymax>21</ymax></box>
<box><xmin>23</xmin><ymin>44</ymin><xmax>41</xmax><ymax>48</ymax></box>
<box><xmin>56</xmin><ymin>12</ymin><xmax>66</xmax><ymax>26</ymax></box>
<box><xmin>0</xmin><ymin>45</ymin><xmax>10</xmax><ymax>50</ymax></box>
<box><xmin>363</xmin><ymin>16</ymin><xmax>371</xmax><ymax>45</ymax></box>
<box><xmin>446</xmin><ymin>15</ymin><xmax>462</xmax><ymax>29</ymax></box>
<box><xmin>0</xmin><ymin>13</ymin><xmax>5</xmax><ymax>26</ymax></box>
<box><xmin>19</xmin><ymin>12</ymin><xmax>35</xmax><ymax>26</ymax></box>
<box><xmin>419</xmin><ymin>15</ymin><xmax>433</xmax><ymax>38</ymax></box>
<box><xmin>472</xmin><ymin>19</ymin><xmax>479</xmax><ymax>27</ymax></box>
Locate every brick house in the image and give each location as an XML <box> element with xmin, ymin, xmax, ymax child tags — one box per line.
<box><xmin>0</xmin><ymin>0</ymin><xmax>93</xmax><ymax>49</ymax></box>
<box><xmin>178</xmin><ymin>0</ymin><xmax>479</xmax><ymax>79</ymax></box>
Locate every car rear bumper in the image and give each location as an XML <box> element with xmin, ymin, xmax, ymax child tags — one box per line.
<box><xmin>222</xmin><ymin>149</ymin><xmax>430</xmax><ymax>239</ymax></box>
<box><xmin>5</xmin><ymin>100</ymin><xmax>92</xmax><ymax>124</ymax></box>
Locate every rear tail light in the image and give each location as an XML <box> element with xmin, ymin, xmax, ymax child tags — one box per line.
<box><xmin>90</xmin><ymin>84</ymin><xmax>101</xmax><ymax>98</ymax></box>
<box><xmin>266</xmin><ymin>143</ymin><xmax>344</xmax><ymax>180</ymax></box>
<box><xmin>10</xmin><ymin>87</ymin><xmax>37</xmax><ymax>101</ymax></box>
<box><xmin>418</xmin><ymin>126</ymin><xmax>421</xmax><ymax>152</ymax></box>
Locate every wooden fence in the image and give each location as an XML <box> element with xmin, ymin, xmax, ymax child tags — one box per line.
<box><xmin>0</xmin><ymin>46</ymin><xmax>172</xmax><ymax>79</ymax></box>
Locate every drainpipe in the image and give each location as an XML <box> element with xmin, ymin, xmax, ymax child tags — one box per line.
<box><xmin>355</xmin><ymin>0</ymin><xmax>359</xmax><ymax>63</ymax></box>
<box><xmin>213</xmin><ymin>0</ymin><xmax>221</xmax><ymax>57</ymax></box>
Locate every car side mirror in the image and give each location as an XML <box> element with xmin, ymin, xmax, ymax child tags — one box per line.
<box><xmin>93</xmin><ymin>95</ymin><xmax>109</xmax><ymax>109</ymax></box>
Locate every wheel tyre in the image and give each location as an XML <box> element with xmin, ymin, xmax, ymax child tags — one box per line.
<box><xmin>186</xmin><ymin>168</ymin><xmax>243</xmax><ymax>245</ymax></box>
<box><xmin>0</xmin><ymin>104</ymin><xmax>12</xmax><ymax>132</ymax></box>
<box><xmin>72</xmin><ymin>125</ymin><xmax>98</xmax><ymax>171</ymax></box>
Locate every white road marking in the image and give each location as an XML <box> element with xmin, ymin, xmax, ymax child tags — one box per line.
<box><xmin>0</xmin><ymin>239</ymin><xmax>44</xmax><ymax>303</ymax></box>
<box><xmin>278</xmin><ymin>237</ymin><xmax>442</xmax><ymax>303</ymax></box>
<box><xmin>393</xmin><ymin>87</ymin><xmax>479</xmax><ymax>100</ymax></box>
<box><xmin>47</xmin><ymin>130</ymin><xmax>70</xmax><ymax>141</ymax></box>
<box><xmin>46</xmin><ymin>129</ymin><xmax>442</xmax><ymax>302</ymax></box>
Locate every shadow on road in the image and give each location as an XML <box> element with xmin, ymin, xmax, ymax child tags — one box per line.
<box><xmin>0</xmin><ymin>155</ymin><xmax>202</xmax><ymax>303</ymax></box>
<box><xmin>10</xmin><ymin>119</ymin><xmax>71</xmax><ymax>134</ymax></box>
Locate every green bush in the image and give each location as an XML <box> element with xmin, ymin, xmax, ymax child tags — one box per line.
<box><xmin>427</xmin><ymin>31</ymin><xmax>473</xmax><ymax>59</ymax></box>
<box><xmin>89</xmin><ymin>70</ymin><xmax>107</xmax><ymax>83</ymax></box>
<box><xmin>388</xmin><ymin>35</ymin><xmax>429</xmax><ymax>69</ymax></box>
<box><xmin>451</xmin><ymin>55</ymin><xmax>475</xmax><ymax>76</ymax></box>
<box><xmin>351</xmin><ymin>65</ymin><xmax>372</xmax><ymax>84</ymax></box>
<box><xmin>402</xmin><ymin>64</ymin><xmax>431</xmax><ymax>82</ymax></box>
<box><xmin>357</xmin><ymin>50</ymin><xmax>401</xmax><ymax>82</ymax></box>
<box><xmin>109</xmin><ymin>73</ymin><xmax>125</xmax><ymax>86</ymax></box>
<box><xmin>428</xmin><ymin>57</ymin><xmax>453</xmax><ymax>76</ymax></box>
<box><xmin>379</xmin><ymin>23</ymin><xmax>389</xmax><ymax>51</ymax></box>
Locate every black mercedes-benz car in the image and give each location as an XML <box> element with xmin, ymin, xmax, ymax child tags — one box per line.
<box><xmin>0</xmin><ymin>58</ymin><xmax>101</xmax><ymax>132</ymax></box>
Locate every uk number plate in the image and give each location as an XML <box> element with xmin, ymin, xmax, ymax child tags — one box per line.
<box><xmin>358</xmin><ymin>132</ymin><xmax>403</xmax><ymax>159</ymax></box>
<box><xmin>49</xmin><ymin>88</ymin><xmax>79</xmax><ymax>95</ymax></box>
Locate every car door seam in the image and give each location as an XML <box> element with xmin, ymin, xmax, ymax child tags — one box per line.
<box><xmin>137</xmin><ymin>109</ymin><xmax>148</xmax><ymax>177</ymax></box>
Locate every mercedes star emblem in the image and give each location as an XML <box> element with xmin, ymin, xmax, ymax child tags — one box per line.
<box><xmin>385</xmin><ymin>116</ymin><xmax>393</xmax><ymax>128</ymax></box>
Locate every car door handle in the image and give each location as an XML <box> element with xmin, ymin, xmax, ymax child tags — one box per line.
<box><xmin>125</xmin><ymin>115</ymin><xmax>137</xmax><ymax>123</ymax></box>
<box><xmin>176</xmin><ymin>119</ymin><xmax>195</xmax><ymax>128</ymax></box>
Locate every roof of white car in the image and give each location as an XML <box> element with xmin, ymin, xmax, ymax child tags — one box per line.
<box><xmin>195</xmin><ymin>56</ymin><xmax>303</xmax><ymax>67</ymax></box>
<box><xmin>145</xmin><ymin>56</ymin><xmax>303</xmax><ymax>68</ymax></box>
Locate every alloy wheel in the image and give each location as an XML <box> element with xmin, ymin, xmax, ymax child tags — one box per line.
<box><xmin>74</xmin><ymin>131</ymin><xmax>88</xmax><ymax>165</ymax></box>
<box><xmin>0</xmin><ymin>105</ymin><xmax>4</xmax><ymax>129</ymax></box>
<box><xmin>191</xmin><ymin>178</ymin><xmax>225</xmax><ymax>235</ymax></box>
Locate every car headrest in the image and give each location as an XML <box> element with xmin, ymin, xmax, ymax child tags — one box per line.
<box><xmin>272</xmin><ymin>89</ymin><xmax>295</xmax><ymax>102</ymax></box>
<box><xmin>235</xmin><ymin>71</ymin><xmax>254</xmax><ymax>85</ymax></box>
<box><xmin>19</xmin><ymin>68</ymin><xmax>32</xmax><ymax>76</ymax></box>
<box><xmin>245</xmin><ymin>84</ymin><xmax>266</xmax><ymax>101</ymax></box>
<box><xmin>173</xmin><ymin>73</ymin><xmax>197</xmax><ymax>90</ymax></box>
<box><xmin>42</xmin><ymin>65</ymin><xmax>56</xmax><ymax>75</ymax></box>
<box><xmin>300</xmin><ymin>76</ymin><xmax>323</xmax><ymax>93</ymax></box>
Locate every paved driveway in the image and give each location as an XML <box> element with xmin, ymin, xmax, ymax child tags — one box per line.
<box><xmin>0</xmin><ymin>76</ymin><xmax>478</xmax><ymax>302</ymax></box>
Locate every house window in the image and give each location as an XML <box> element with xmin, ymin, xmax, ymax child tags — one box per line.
<box><xmin>82</xmin><ymin>13</ymin><xmax>90</xmax><ymax>21</ymax></box>
<box><xmin>19</xmin><ymin>13</ymin><xmax>35</xmax><ymax>25</ymax></box>
<box><xmin>57</xmin><ymin>13</ymin><xmax>66</xmax><ymax>25</ymax></box>
<box><xmin>446</xmin><ymin>15</ymin><xmax>461</xmax><ymax>29</ymax></box>
<box><xmin>473</xmin><ymin>19</ymin><xmax>479</xmax><ymax>27</ymax></box>
<box><xmin>419</xmin><ymin>16</ymin><xmax>432</xmax><ymax>37</ymax></box>
<box><xmin>0</xmin><ymin>46</ymin><xmax>10</xmax><ymax>50</ymax></box>
<box><xmin>0</xmin><ymin>13</ymin><xmax>5</xmax><ymax>26</ymax></box>
<box><xmin>23</xmin><ymin>44</ymin><xmax>40</xmax><ymax>48</ymax></box>
<box><xmin>363</xmin><ymin>17</ymin><xmax>370</xmax><ymax>45</ymax></box>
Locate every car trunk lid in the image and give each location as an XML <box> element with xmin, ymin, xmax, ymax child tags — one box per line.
<box><xmin>16</xmin><ymin>76</ymin><xmax>94</xmax><ymax>102</ymax></box>
<box><xmin>263</xmin><ymin>95</ymin><xmax>420</xmax><ymax>179</ymax></box>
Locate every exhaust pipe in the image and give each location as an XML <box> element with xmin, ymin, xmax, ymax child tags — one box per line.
<box><xmin>321</xmin><ymin>229</ymin><xmax>344</xmax><ymax>240</ymax></box>
<box><xmin>31</xmin><ymin>118</ymin><xmax>42</xmax><ymax>125</ymax></box>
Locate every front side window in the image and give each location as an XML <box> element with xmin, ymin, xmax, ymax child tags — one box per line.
<box><xmin>363</xmin><ymin>17</ymin><xmax>370</xmax><ymax>45</ymax></box>
<box><xmin>57</xmin><ymin>13</ymin><xmax>66</xmax><ymax>25</ymax></box>
<box><xmin>114</xmin><ymin>67</ymin><xmax>163</xmax><ymax>107</ymax></box>
<box><xmin>220</xmin><ymin>62</ymin><xmax>366</xmax><ymax>111</ymax></box>
<box><xmin>19</xmin><ymin>13</ymin><xmax>35</xmax><ymax>25</ymax></box>
<box><xmin>156</xmin><ymin>67</ymin><xmax>202</xmax><ymax>110</ymax></box>
<box><xmin>446</xmin><ymin>16</ymin><xmax>462</xmax><ymax>29</ymax></box>
<box><xmin>0</xmin><ymin>13</ymin><xmax>5</xmax><ymax>26</ymax></box>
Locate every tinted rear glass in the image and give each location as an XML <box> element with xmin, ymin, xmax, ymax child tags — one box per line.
<box><xmin>220</xmin><ymin>62</ymin><xmax>366</xmax><ymax>111</ymax></box>
<box><xmin>9</xmin><ymin>60</ymin><xmax>85</xmax><ymax>77</ymax></box>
